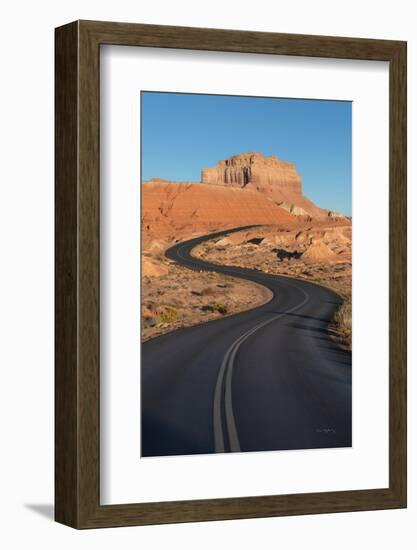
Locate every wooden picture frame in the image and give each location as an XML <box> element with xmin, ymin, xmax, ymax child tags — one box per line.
<box><xmin>55</xmin><ymin>20</ymin><xmax>407</xmax><ymax>528</ymax></box>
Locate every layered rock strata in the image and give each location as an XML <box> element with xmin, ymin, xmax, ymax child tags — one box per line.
<box><xmin>202</xmin><ymin>152</ymin><xmax>326</xmax><ymax>217</ymax></box>
<box><xmin>141</xmin><ymin>181</ymin><xmax>294</xmax><ymax>249</ymax></box>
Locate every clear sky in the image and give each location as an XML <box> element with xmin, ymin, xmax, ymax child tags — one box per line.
<box><xmin>141</xmin><ymin>91</ymin><xmax>352</xmax><ymax>216</ymax></box>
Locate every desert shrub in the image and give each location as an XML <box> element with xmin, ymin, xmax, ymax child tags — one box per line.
<box><xmin>334</xmin><ymin>302</ymin><xmax>352</xmax><ymax>331</ymax></box>
<box><xmin>214</xmin><ymin>302</ymin><xmax>228</xmax><ymax>315</ymax></box>
<box><xmin>158</xmin><ymin>307</ymin><xmax>179</xmax><ymax>324</ymax></box>
<box><xmin>333</xmin><ymin>298</ymin><xmax>352</xmax><ymax>349</ymax></box>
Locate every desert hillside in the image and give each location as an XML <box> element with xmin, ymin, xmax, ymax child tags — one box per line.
<box><xmin>192</xmin><ymin>222</ymin><xmax>352</xmax><ymax>348</ymax></box>
<box><xmin>141</xmin><ymin>151</ymin><xmax>351</xmax><ymax>342</ymax></box>
<box><xmin>141</xmin><ymin>180</ymin><xmax>294</xmax><ymax>250</ymax></box>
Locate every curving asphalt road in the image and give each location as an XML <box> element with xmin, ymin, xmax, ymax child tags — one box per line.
<box><xmin>141</xmin><ymin>226</ymin><xmax>352</xmax><ymax>457</ymax></box>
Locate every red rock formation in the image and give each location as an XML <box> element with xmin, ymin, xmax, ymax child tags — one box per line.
<box><xmin>301</xmin><ymin>240</ymin><xmax>339</xmax><ymax>262</ymax></box>
<box><xmin>141</xmin><ymin>181</ymin><xmax>294</xmax><ymax>250</ymax></box>
<box><xmin>202</xmin><ymin>152</ymin><xmax>325</xmax><ymax>218</ymax></box>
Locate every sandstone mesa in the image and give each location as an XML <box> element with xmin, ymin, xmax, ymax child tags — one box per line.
<box><xmin>201</xmin><ymin>152</ymin><xmax>330</xmax><ymax>218</ymax></box>
<box><xmin>142</xmin><ymin>152</ymin><xmax>349</xmax><ymax>250</ymax></box>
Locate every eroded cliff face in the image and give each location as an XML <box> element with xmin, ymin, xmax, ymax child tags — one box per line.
<box><xmin>202</xmin><ymin>152</ymin><xmax>325</xmax><ymax>217</ymax></box>
<box><xmin>202</xmin><ymin>152</ymin><xmax>301</xmax><ymax>191</ymax></box>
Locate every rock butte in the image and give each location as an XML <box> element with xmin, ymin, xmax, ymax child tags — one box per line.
<box><xmin>142</xmin><ymin>152</ymin><xmax>348</xmax><ymax>249</ymax></box>
<box><xmin>201</xmin><ymin>152</ymin><xmax>326</xmax><ymax>218</ymax></box>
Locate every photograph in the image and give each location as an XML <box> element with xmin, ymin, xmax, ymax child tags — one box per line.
<box><xmin>140</xmin><ymin>91</ymin><xmax>352</xmax><ymax>457</ymax></box>
<box><xmin>0</xmin><ymin>0</ymin><xmax>409</xmax><ymax>539</ymax></box>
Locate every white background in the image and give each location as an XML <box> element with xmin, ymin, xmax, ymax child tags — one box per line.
<box><xmin>0</xmin><ymin>0</ymin><xmax>415</xmax><ymax>548</ymax></box>
<box><xmin>101</xmin><ymin>47</ymin><xmax>389</xmax><ymax>504</ymax></box>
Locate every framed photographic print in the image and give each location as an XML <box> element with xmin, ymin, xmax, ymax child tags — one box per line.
<box><xmin>55</xmin><ymin>20</ymin><xmax>407</xmax><ymax>528</ymax></box>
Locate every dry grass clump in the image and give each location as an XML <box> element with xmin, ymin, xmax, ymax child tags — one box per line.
<box><xmin>213</xmin><ymin>302</ymin><xmax>228</xmax><ymax>314</ymax></box>
<box><xmin>331</xmin><ymin>296</ymin><xmax>352</xmax><ymax>350</ymax></box>
<box><xmin>142</xmin><ymin>305</ymin><xmax>180</xmax><ymax>328</ymax></box>
<box><xmin>158</xmin><ymin>307</ymin><xmax>180</xmax><ymax>324</ymax></box>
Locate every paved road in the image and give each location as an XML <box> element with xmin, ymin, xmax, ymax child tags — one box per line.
<box><xmin>141</xmin><ymin>226</ymin><xmax>352</xmax><ymax>457</ymax></box>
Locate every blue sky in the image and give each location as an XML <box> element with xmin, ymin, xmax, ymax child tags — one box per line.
<box><xmin>141</xmin><ymin>92</ymin><xmax>352</xmax><ymax>216</ymax></box>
